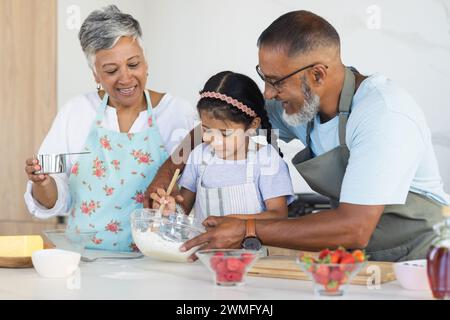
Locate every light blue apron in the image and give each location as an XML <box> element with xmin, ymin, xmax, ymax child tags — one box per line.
<box><xmin>67</xmin><ymin>91</ymin><xmax>168</xmax><ymax>252</ymax></box>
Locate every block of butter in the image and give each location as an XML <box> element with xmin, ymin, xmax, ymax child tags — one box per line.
<box><xmin>0</xmin><ymin>235</ymin><xmax>44</xmax><ymax>257</ymax></box>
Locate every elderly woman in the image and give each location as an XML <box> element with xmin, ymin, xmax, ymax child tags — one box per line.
<box><xmin>23</xmin><ymin>5</ymin><xmax>197</xmax><ymax>252</ymax></box>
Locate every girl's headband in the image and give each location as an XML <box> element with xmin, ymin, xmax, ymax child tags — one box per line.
<box><xmin>199</xmin><ymin>91</ymin><xmax>257</xmax><ymax>118</ymax></box>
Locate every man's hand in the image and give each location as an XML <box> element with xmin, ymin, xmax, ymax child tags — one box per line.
<box><xmin>181</xmin><ymin>216</ymin><xmax>246</xmax><ymax>261</ymax></box>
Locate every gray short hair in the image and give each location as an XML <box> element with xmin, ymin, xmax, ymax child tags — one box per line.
<box><xmin>78</xmin><ymin>5</ymin><xmax>144</xmax><ymax>70</ymax></box>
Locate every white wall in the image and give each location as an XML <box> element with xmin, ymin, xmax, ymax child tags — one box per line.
<box><xmin>58</xmin><ymin>0</ymin><xmax>450</xmax><ymax>194</ymax></box>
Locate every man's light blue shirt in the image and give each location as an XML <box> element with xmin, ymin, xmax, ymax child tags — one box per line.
<box><xmin>267</xmin><ymin>73</ymin><xmax>450</xmax><ymax>206</ymax></box>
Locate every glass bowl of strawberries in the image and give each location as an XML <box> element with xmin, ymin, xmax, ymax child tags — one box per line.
<box><xmin>196</xmin><ymin>249</ymin><xmax>260</xmax><ymax>286</ymax></box>
<box><xmin>297</xmin><ymin>247</ymin><xmax>367</xmax><ymax>296</ymax></box>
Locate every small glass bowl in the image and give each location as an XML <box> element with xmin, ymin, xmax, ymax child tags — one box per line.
<box><xmin>196</xmin><ymin>249</ymin><xmax>260</xmax><ymax>286</ymax></box>
<box><xmin>43</xmin><ymin>229</ymin><xmax>97</xmax><ymax>256</ymax></box>
<box><xmin>297</xmin><ymin>258</ymin><xmax>366</xmax><ymax>296</ymax></box>
<box><xmin>130</xmin><ymin>208</ymin><xmax>203</xmax><ymax>263</ymax></box>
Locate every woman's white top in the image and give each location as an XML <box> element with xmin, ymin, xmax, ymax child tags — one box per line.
<box><xmin>24</xmin><ymin>91</ymin><xmax>198</xmax><ymax>219</ymax></box>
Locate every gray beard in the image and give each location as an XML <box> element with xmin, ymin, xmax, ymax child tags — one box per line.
<box><xmin>282</xmin><ymin>79</ymin><xmax>320</xmax><ymax>127</ymax></box>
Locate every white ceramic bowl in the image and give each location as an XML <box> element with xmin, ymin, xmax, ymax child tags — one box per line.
<box><xmin>393</xmin><ymin>259</ymin><xmax>430</xmax><ymax>291</ymax></box>
<box><xmin>32</xmin><ymin>249</ymin><xmax>81</xmax><ymax>278</ymax></box>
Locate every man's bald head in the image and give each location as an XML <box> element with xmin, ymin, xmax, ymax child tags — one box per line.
<box><xmin>257</xmin><ymin>10</ymin><xmax>340</xmax><ymax>57</ymax></box>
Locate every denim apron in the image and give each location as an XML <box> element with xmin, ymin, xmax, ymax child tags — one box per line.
<box><xmin>67</xmin><ymin>91</ymin><xmax>168</xmax><ymax>252</ymax></box>
<box><xmin>292</xmin><ymin>67</ymin><xmax>444</xmax><ymax>261</ymax></box>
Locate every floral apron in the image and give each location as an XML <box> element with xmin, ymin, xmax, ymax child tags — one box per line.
<box><xmin>67</xmin><ymin>91</ymin><xmax>168</xmax><ymax>252</ymax></box>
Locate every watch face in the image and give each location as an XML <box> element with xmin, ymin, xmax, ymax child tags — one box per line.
<box><xmin>242</xmin><ymin>237</ymin><xmax>262</xmax><ymax>251</ymax></box>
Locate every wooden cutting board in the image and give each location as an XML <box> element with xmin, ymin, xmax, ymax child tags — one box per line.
<box><xmin>0</xmin><ymin>243</ymin><xmax>54</xmax><ymax>269</ymax></box>
<box><xmin>0</xmin><ymin>256</ymin><xmax>33</xmax><ymax>268</ymax></box>
<box><xmin>249</xmin><ymin>256</ymin><xmax>396</xmax><ymax>285</ymax></box>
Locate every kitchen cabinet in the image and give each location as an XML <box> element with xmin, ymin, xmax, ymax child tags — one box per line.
<box><xmin>0</xmin><ymin>0</ymin><xmax>59</xmax><ymax>235</ymax></box>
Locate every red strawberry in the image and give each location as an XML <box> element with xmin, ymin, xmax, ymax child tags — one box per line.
<box><xmin>215</xmin><ymin>261</ymin><xmax>228</xmax><ymax>274</ymax></box>
<box><xmin>334</xmin><ymin>247</ymin><xmax>345</xmax><ymax>257</ymax></box>
<box><xmin>313</xmin><ymin>264</ymin><xmax>330</xmax><ymax>285</ymax></box>
<box><xmin>224</xmin><ymin>272</ymin><xmax>234</xmax><ymax>282</ymax></box>
<box><xmin>325</xmin><ymin>280</ymin><xmax>340</xmax><ymax>292</ymax></box>
<box><xmin>319</xmin><ymin>249</ymin><xmax>330</xmax><ymax>259</ymax></box>
<box><xmin>226</xmin><ymin>258</ymin><xmax>245</xmax><ymax>272</ymax></box>
<box><xmin>352</xmin><ymin>249</ymin><xmax>366</xmax><ymax>263</ymax></box>
<box><xmin>313</xmin><ymin>273</ymin><xmax>329</xmax><ymax>285</ymax></box>
<box><xmin>316</xmin><ymin>264</ymin><xmax>330</xmax><ymax>276</ymax></box>
<box><xmin>210</xmin><ymin>256</ymin><xmax>224</xmax><ymax>271</ymax></box>
<box><xmin>225</xmin><ymin>271</ymin><xmax>243</xmax><ymax>282</ymax></box>
<box><xmin>240</xmin><ymin>253</ymin><xmax>255</xmax><ymax>265</ymax></box>
<box><xmin>340</xmin><ymin>253</ymin><xmax>355</xmax><ymax>264</ymax></box>
<box><xmin>330</xmin><ymin>251</ymin><xmax>341</xmax><ymax>264</ymax></box>
<box><xmin>340</xmin><ymin>253</ymin><xmax>356</xmax><ymax>271</ymax></box>
<box><xmin>329</xmin><ymin>268</ymin><xmax>345</xmax><ymax>282</ymax></box>
<box><xmin>216</xmin><ymin>273</ymin><xmax>228</xmax><ymax>283</ymax></box>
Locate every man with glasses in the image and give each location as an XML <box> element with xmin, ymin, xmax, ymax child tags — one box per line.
<box><xmin>148</xmin><ymin>10</ymin><xmax>449</xmax><ymax>262</ymax></box>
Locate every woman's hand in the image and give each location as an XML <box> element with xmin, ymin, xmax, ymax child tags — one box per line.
<box><xmin>25</xmin><ymin>156</ymin><xmax>58</xmax><ymax>208</ymax></box>
<box><xmin>25</xmin><ymin>157</ymin><xmax>52</xmax><ymax>186</ymax></box>
<box><xmin>150</xmin><ymin>188</ymin><xmax>183</xmax><ymax>216</ymax></box>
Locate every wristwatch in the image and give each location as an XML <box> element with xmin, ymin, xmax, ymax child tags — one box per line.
<box><xmin>241</xmin><ymin>219</ymin><xmax>262</xmax><ymax>251</ymax></box>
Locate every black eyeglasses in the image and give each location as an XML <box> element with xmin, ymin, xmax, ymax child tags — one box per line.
<box><xmin>256</xmin><ymin>63</ymin><xmax>328</xmax><ymax>92</ymax></box>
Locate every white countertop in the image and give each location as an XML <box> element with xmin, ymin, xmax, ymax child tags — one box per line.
<box><xmin>0</xmin><ymin>256</ymin><xmax>434</xmax><ymax>300</ymax></box>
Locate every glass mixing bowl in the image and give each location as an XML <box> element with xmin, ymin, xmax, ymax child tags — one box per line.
<box><xmin>130</xmin><ymin>208</ymin><xmax>203</xmax><ymax>263</ymax></box>
<box><xmin>43</xmin><ymin>229</ymin><xmax>97</xmax><ymax>256</ymax></box>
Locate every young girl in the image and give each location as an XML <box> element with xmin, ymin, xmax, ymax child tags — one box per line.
<box><xmin>152</xmin><ymin>71</ymin><xmax>294</xmax><ymax>226</ymax></box>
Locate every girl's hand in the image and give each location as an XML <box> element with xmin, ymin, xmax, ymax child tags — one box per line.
<box><xmin>150</xmin><ymin>188</ymin><xmax>183</xmax><ymax>216</ymax></box>
<box><xmin>24</xmin><ymin>157</ymin><xmax>52</xmax><ymax>186</ymax></box>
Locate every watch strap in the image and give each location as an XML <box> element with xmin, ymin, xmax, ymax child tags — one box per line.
<box><xmin>245</xmin><ymin>218</ymin><xmax>256</xmax><ymax>238</ymax></box>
